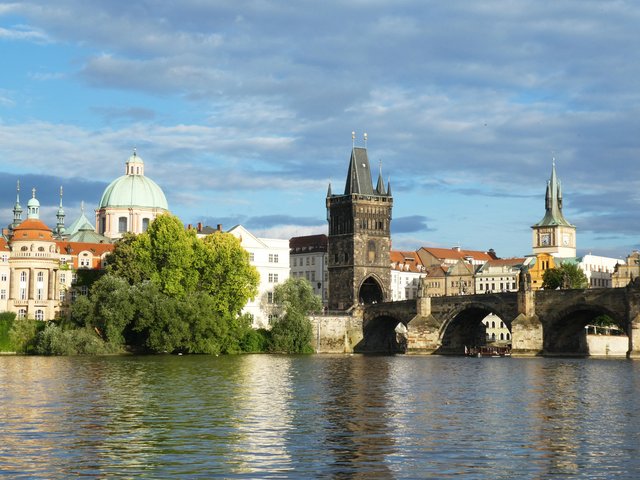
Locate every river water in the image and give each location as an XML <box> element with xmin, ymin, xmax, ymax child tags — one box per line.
<box><xmin>1</xmin><ymin>354</ymin><xmax>639</xmax><ymax>479</ymax></box>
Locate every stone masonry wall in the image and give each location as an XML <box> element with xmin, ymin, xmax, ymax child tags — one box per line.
<box><xmin>309</xmin><ymin>315</ymin><xmax>364</xmax><ymax>353</ymax></box>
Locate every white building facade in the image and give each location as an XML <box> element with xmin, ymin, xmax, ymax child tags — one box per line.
<box><xmin>390</xmin><ymin>251</ymin><xmax>426</xmax><ymax>301</ymax></box>
<box><xmin>228</xmin><ymin>225</ymin><xmax>290</xmax><ymax>329</ymax></box>
<box><xmin>578</xmin><ymin>254</ymin><xmax>622</xmax><ymax>288</ymax></box>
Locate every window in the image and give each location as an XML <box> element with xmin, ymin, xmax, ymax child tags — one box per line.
<box><xmin>35</xmin><ymin>309</ymin><xmax>44</xmax><ymax>321</ymax></box>
<box><xmin>0</xmin><ymin>273</ymin><xmax>6</xmax><ymax>282</ymax></box>
<box><xmin>293</xmin><ymin>258</ymin><xmax>297</xmax><ymax>267</ymax></box>
<box><xmin>80</xmin><ymin>286</ymin><xmax>88</xmax><ymax>296</ymax></box>
<box><xmin>249</xmin><ymin>253</ymin><xmax>255</xmax><ymax>262</ymax></box>
<box><xmin>311</xmin><ymin>257</ymin><xmax>315</xmax><ymax>265</ymax></box>
<box><xmin>268</xmin><ymin>314</ymin><xmax>279</xmax><ymax>324</ymax></box>
<box><xmin>268</xmin><ymin>273</ymin><xmax>279</xmax><ymax>283</ymax></box>
<box><xmin>59</xmin><ymin>273</ymin><xmax>66</xmax><ymax>284</ymax></box>
<box><xmin>142</xmin><ymin>218</ymin><xmax>150</xmax><ymax>232</ymax></box>
<box><xmin>17</xmin><ymin>309</ymin><xmax>26</xmax><ymax>320</ymax></box>
<box><xmin>60</xmin><ymin>257</ymin><xmax>67</xmax><ymax>265</ymax></box>
<box><xmin>118</xmin><ymin>216</ymin><xmax>127</xmax><ymax>233</ymax></box>
<box><xmin>0</xmin><ymin>289</ymin><xmax>5</xmax><ymax>300</ymax></box>
<box><xmin>267</xmin><ymin>292</ymin><xmax>274</xmax><ymax>304</ymax></box>
<box><xmin>80</xmin><ymin>257</ymin><xmax>91</xmax><ymax>268</ymax></box>
<box><xmin>306</xmin><ymin>257</ymin><xmax>310</xmax><ymax>266</ymax></box>
<box><xmin>1</xmin><ymin>254</ymin><xmax>7</xmax><ymax>263</ymax></box>
<box><xmin>59</xmin><ymin>290</ymin><xmax>66</xmax><ymax>302</ymax></box>
<box><xmin>269</xmin><ymin>254</ymin><xmax>279</xmax><ymax>263</ymax></box>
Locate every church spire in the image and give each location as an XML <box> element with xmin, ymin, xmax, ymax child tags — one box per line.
<box><xmin>11</xmin><ymin>180</ymin><xmax>23</xmax><ymax>231</ymax></box>
<box><xmin>56</xmin><ymin>186</ymin><xmax>66</xmax><ymax>237</ymax></box>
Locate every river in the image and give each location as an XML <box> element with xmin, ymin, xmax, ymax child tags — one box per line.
<box><xmin>1</xmin><ymin>354</ymin><xmax>639</xmax><ymax>479</ymax></box>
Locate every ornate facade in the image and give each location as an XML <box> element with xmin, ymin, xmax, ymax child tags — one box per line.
<box><xmin>326</xmin><ymin>139</ymin><xmax>392</xmax><ymax>310</ymax></box>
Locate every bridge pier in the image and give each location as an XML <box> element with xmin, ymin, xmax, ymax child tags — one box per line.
<box><xmin>627</xmin><ymin>314</ymin><xmax>640</xmax><ymax>359</ymax></box>
<box><xmin>511</xmin><ymin>280</ymin><xmax>543</xmax><ymax>356</ymax></box>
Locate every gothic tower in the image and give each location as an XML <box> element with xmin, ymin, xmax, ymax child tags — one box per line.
<box><xmin>531</xmin><ymin>160</ymin><xmax>576</xmax><ymax>258</ymax></box>
<box><xmin>326</xmin><ymin>135</ymin><xmax>393</xmax><ymax>310</ymax></box>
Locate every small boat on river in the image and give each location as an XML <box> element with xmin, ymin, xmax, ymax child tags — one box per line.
<box><xmin>465</xmin><ymin>345</ymin><xmax>511</xmax><ymax>357</ymax></box>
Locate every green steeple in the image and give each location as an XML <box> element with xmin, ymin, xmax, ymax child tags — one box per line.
<box><xmin>11</xmin><ymin>180</ymin><xmax>23</xmax><ymax>231</ymax></box>
<box><xmin>56</xmin><ymin>186</ymin><xmax>66</xmax><ymax>236</ymax></box>
<box><xmin>533</xmin><ymin>160</ymin><xmax>574</xmax><ymax>227</ymax></box>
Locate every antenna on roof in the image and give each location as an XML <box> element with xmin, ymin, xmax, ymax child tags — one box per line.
<box><xmin>133</xmin><ymin>147</ymin><xmax>137</xmax><ymax>157</ymax></box>
<box><xmin>352</xmin><ymin>131</ymin><xmax>356</xmax><ymax>149</ymax></box>
<box><xmin>363</xmin><ymin>132</ymin><xmax>368</xmax><ymax>148</ymax></box>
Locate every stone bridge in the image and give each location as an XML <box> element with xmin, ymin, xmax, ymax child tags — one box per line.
<box><xmin>356</xmin><ymin>283</ymin><xmax>640</xmax><ymax>357</ymax></box>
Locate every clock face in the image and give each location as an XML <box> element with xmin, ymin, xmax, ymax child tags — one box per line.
<box><xmin>541</xmin><ymin>233</ymin><xmax>550</xmax><ymax>246</ymax></box>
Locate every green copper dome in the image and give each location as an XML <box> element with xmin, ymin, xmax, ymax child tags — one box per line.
<box><xmin>98</xmin><ymin>152</ymin><xmax>169</xmax><ymax>210</ymax></box>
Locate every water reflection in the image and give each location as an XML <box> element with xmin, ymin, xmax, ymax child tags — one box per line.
<box><xmin>2</xmin><ymin>355</ymin><xmax>640</xmax><ymax>478</ymax></box>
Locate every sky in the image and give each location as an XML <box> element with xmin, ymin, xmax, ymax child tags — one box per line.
<box><xmin>1</xmin><ymin>1</ymin><xmax>640</xmax><ymax>260</ymax></box>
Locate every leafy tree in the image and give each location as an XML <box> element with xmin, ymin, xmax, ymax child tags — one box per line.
<box><xmin>34</xmin><ymin>323</ymin><xmax>115</xmax><ymax>355</ymax></box>
<box><xmin>70</xmin><ymin>214</ymin><xmax>261</xmax><ymax>354</ymax></box>
<box><xmin>8</xmin><ymin>319</ymin><xmax>43</xmax><ymax>354</ymax></box>
<box><xmin>268</xmin><ymin>278</ymin><xmax>322</xmax><ymax>353</ymax></box>
<box><xmin>195</xmin><ymin>232</ymin><xmax>260</xmax><ymax>316</ymax></box>
<box><xmin>106</xmin><ymin>232</ymin><xmax>154</xmax><ymax>285</ymax></box>
<box><xmin>543</xmin><ymin>262</ymin><xmax>589</xmax><ymax>289</ymax></box>
<box><xmin>148</xmin><ymin>214</ymin><xmax>199</xmax><ymax>297</ymax></box>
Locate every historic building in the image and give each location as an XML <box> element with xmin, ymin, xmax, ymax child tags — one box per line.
<box><xmin>96</xmin><ymin>150</ymin><xmax>169</xmax><ymax>239</ymax></box>
<box><xmin>290</xmin><ymin>234</ymin><xmax>328</xmax><ymax>307</ymax></box>
<box><xmin>612</xmin><ymin>251</ymin><xmax>638</xmax><ymax>288</ymax></box>
<box><xmin>475</xmin><ymin>257</ymin><xmax>530</xmax><ymax>293</ymax></box>
<box><xmin>390</xmin><ymin>251</ymin><xmax>426</xmax><ymax>301</ymax></box>
<box><xmin>326</xmin><ymin>137</ymin><xmax>393</xmax><ymax>310</ymax></box>
<box><xmin>0</xmin><ymin>188</ymin><xmax>113</xmax><ymax>320</ymax></box>
<box><xmin>227</xmin><ymin>225</ymin><xmax>290</xmax><ymax>328</ymax></box>
<box><xmin>532</xmin><ymin>160</ymin><xmax>576</xmax><ymax>258</ymax></box>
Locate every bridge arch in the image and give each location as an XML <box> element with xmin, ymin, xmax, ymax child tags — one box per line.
<box><xmin>542</xmin><ymin>302</ymin><xmax>626</xmax><ymax>356</ymax></box>
<box><xmin>437</xmin><ymin>302</ymin><xmax>513</xmax><ymax>354</ymax></box>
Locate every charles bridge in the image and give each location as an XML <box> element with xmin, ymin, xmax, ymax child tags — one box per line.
<box><xmin>346</xmin><ymin>278</ymin><xmax>640</xmax><ymax>357</ymax></box>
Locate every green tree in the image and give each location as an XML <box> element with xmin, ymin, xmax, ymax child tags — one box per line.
<box><xmin>106</xmin><ymin>232</ymin><xmax>154</xmax><ymax>285</ymax></box>
<box><xmin>268</xmin><ymin>278</ymin><xmax>322</xmax><ymax>353</ymax></box>
<box><xmin>75</xmin><ymin>215</ymin><xmax>261</xmax><ymax>354</ymax></box>
<box><xmin>195</xmin><ymin>232</ymin><xmax>260</xmax><ymax>316</ymax></box>
<box><xmin>543</xmin><ymin>262</ymin><xmax>589</xmax><ymax>289</ymax></box>
<box><xmin>8</xmin><ymin>319</ymin><xmax>43</xmax><ymax>354</ymax></box>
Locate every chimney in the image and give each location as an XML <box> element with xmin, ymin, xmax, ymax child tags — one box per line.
<box><xmin>217</xmin><ymin>224</ymin><xmax>222</xmax><ymax>232</ymax></box>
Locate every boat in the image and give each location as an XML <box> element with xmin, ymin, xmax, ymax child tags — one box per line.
<box><xmin>465</xmin><ymin>345</ymin><xmax>511</xmax><ymax>357</ymax></box>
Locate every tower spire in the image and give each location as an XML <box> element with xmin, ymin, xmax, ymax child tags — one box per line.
<box><xmin>56</xmin><ymin>185</ymin><xmax>66</xmax><ymax>237</ymax></box>
<box><xmin>10</xmin><ymin>180</ymin><xmax>23</xmax><ymax>231</ymax></box>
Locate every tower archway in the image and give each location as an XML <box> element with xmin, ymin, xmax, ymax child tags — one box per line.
<box><xmin>358</xmin><ymin>276</ymin><xmax>384</xmax><ymax>305</ymax></box>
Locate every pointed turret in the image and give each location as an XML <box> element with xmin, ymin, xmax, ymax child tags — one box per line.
<box><xmin>327</xmin><ymin>182</ymin><xmax>332</xmax><ymax>197</ymax></box>
<box><xmin>56</xmin><ymin>186</ymin><xmax>66</xmax><ymax>237</ymax></box>
<box><xmin>375</xmin><ymin>161</ymin><xmax>386</xmax><ymax>195</ymax></box>
<box><xmin>10</xmin><ymin>180</ymin><xmax>23</xmax><ymax>231</ymax></box>
<box><xmin>533</xmin><ymin>160</ymin><xmax>573</xmax><ymax>227</ymax></box>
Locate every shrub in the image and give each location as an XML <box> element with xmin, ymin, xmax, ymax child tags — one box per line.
<box><xmin>9</xmin><ymin>319</ymin><xmax>43</xmax><ymax>354</ymax></box>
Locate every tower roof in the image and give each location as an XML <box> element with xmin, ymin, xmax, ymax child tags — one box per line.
<box><xmin>533</xmin><ymin>160</ymin><xmax>574</xmax><ymax>228</ymax></box>
<box><xmin>344</xmin><ymin>147</ymin><xmax>375</xmax><ymax>195</ymax></box>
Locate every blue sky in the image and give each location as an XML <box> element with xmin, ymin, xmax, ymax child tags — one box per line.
<box><xmin>1</xmin><ymin>1</ymin><xmax>640</xmax><ymax>260</ymax></box>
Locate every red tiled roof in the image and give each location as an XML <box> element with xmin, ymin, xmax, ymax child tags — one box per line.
<box><xmin>485</xmin><ymin>258</ymin><xmax>525</xmax><ymax>267</ymax></box>
<box><xmin>419</xmin><ymin>246</ymin><xmax>495</xmax><ymax>262</ymax></box>
<box><xmin>56</xmin><ymin>241</ymin><xmax>114</xmax><ymax>256</ymax></box>
<box><xmin>390</xmin><ymin>250</ymin><xmax>424</xmax><ymax>272</ymax></box>
<box><xmin>12</xmin><ymin>218</ymin><xmax>54</xmax><ymax>241</ymax></box>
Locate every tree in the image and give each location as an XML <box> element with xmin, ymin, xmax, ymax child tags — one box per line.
<box><xmin>269</xmin><ymin>278</ymin><xmax>322</xmax><ymax>353</ymax></box>
<box><xmin>543</xmin><ymin>262</ymin><xmax>589</xmax><ymax>289</ymax></box>
<box><xmin>194</xmin><ymin>232</ymin><xmax>260</xmax><ymax>317</ymax></box>
<box><xmin>74</xmin><ymin>215</ymin><xmax>261</xmax><ymax>354</ymax></box>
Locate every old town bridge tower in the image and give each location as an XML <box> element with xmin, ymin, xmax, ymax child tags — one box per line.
<box><xmin>326</xmin><ymin>135</ymin><xmax>393</xmax><ymax>310</ymax></box>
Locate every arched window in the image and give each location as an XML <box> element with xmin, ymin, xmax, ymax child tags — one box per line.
<box><xmin>35</xmin><ymin>309</ymin><xmax>44</xmax><ymax>321</ymax></box>
<box><xmin>500</xmin><ymin>333</ymin><xmax>504</xmax><ymax>340</ymax></box>
<box><xmin>506</xmin><ymin>333</ymin><xmax>511</xmax><ymax>340</ymax></box>
<box><xmin>142</xmin><ymin>218</ymin><xmax>150</xmax><ymax>232</ymax></box>
<box><xmin>492</xmin><ymin>333</ymin><xmax>496</xmax><ymax>340</ymax></box>
<box><xmin>118</xmin><ymin>216</ymin><xmax>127</xmax><ymax>233</ymax></box>
<box><xmin>491</xmin><ymin>321</ymin><xmax>496</xmax><ymax>328</ymax></box>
